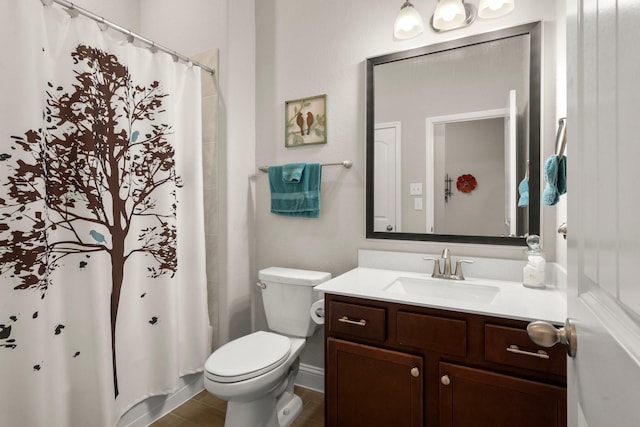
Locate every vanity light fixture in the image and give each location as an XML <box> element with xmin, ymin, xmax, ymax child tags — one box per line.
<box><xmin>394</xmin><ymin>1</ymin><xmax>425</xmax><ymax>40</ymax></box>
<box><xmin>431</xmin><ymin>0</ymin><xmax>477</xmax><ymax>33</ymax></box>
<box><xmin>478</xmin><ymin>0</ymin><xmax>515</xmax><ymax>19</ymax></box>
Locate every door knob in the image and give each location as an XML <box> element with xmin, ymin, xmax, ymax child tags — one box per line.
<box><xmin>527</xmin><ymin>318</ymin><xmax>577</xmax><ymax>357</ymax></box>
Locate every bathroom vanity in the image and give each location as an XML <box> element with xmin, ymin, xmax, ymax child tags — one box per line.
<box><xmin>315</xmin><ymin>252</ymin><xmax>567</xmax><ymax>427</ymax></box>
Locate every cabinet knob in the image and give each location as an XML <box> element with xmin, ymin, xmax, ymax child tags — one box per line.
<box><xmin>410</xmin><ymin>367</ymin><xmax>420</xmax><ymax>377</ymax></box>
<box><xmin>440</xmin><ymin>375</ymin><xmax>451</xmax><ymax>386</ymax></box>
<box><xmin>386</xmin><ymin>225</ymin><xmax>393</xmax><ymax>231</ymax></box>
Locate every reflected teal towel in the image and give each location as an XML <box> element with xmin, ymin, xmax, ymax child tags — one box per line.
<box><xmin>557</xmin><ymin>155</ymin><xmax>567</xmax><ymax>195</ymax></box>
<box><xmin>542</xmin><ymin>154</ymin><xmax>567</xmax><ymax>206</ymax></box>
<box><xmin>268</xmin><ymin>163</ymin><xmax>321</xmax><ymax>217</ymax></box>
<box><xmin>517</xmin><ymin>176</ymin><xmax>529</xmax><ymax>207</ymax></box>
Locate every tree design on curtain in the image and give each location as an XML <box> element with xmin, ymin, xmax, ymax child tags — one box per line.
<box><xmin>0</xmin><ymin>45</ymin><xmax>181</xmax><ymax>397</ymax></box>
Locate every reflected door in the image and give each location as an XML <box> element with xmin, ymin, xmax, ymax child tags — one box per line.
<box><xmin>373</xmin><ymin>122</ymin><xmax>401</xmax><ymax>232</ymax></box>
<box><xmin>504</xmin><ymin>89</ymin><xmax>517</xmax><ymax>236</ymax></box>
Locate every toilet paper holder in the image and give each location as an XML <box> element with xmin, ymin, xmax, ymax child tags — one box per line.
<box><xmin>310</xmin><ymin>299</ymin><xmax>325</xmax><ymax>325</ymax></box>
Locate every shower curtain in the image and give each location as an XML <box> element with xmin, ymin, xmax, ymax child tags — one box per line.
<box><xmin>0</xmin><ymin>1</ymin><xmax>211</xmax><ymax>426</ymax></box>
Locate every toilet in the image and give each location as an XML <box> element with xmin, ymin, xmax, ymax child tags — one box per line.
<box><xmin>204</xmin><ymin>267</ymin><xmax>331</xmax><ymax>427</ymax></box>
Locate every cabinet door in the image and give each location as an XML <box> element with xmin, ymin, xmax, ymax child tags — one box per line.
<box><xmin>439</xmin><ymin>362</ymin><xmax>566</xmax><ymax>427</ymax></box>
<box><xmin>327</xmin><ymin>338</ymin><xmax>423</xmax><ymax>427</ymax></box>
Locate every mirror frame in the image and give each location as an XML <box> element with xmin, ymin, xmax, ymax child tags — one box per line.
<box><xmin>365</xmin><ymin>22</ymin><xmax>541</xmax><ymax>246</ymax></box>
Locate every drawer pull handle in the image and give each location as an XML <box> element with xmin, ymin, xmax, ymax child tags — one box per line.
<box><xmin>441</xmin><ymin>375</ymin><xmax>451</xmax><ymax>386</ymax></box>
<box><xmin>338</xmin><ymin>316</ymin><xmax>367</xmax><ymax>327</ymax></box>
<box><xmin>410</xmin><ymin>367</ymin><xmax>420</xmax><ymax>378</ymax></box>
<box><xmin>506</xmin><ymin>344</ymin><xmax>550</xmax><ymax>359</ymax></box>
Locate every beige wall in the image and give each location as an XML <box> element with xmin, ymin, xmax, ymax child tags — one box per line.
<box><xmin>374</xmin><ymin>35</ymin><xmax>528</xmax><ymax>234</ymax></box>
<box><xmin>137</xmin><ymin>0</ymin><xmax>257</xmax><ymax>347</ymax></box>
<box><xmin>256</xmin><ymin>0</ymin><xmax>566</xmax><ymax>369</ymax></box>
<box><xmin>62</xmin><ymin>0</ymin><xmax>569</xmax><ymax>389</ymax></box>
<box><xmin>436</xmin><ymin>118</ymin><xmax>506</xmax><ymax>236</ymax></box>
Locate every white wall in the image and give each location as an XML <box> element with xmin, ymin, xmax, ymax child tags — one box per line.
<box><xmin>137</xmin><ymin>0</ymin><xmax>256</xmax><ymax>347</ymax></box>
<box><xmin>26</xmin><ymin>0</ymin><xmax>568</xmax><ymax>408</ymax></box>
<box><xmin>65</xmin><ymin>0</ymin><xmax>140</xmax><ymax>32</ymax></box>
<box><xmin>255</xmin><ymin>0</ymin><xmax>566</xmax><ymax>369</ymax></box>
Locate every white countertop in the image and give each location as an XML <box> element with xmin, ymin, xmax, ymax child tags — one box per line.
<box><xmin>314</xmin><ymin>267</ymin><xmax>567</xmax><ymax>324</ymax></box>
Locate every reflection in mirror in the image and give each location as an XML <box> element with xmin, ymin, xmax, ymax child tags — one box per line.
<box><xmin>366</xmin><ymin>22</ymin><xmax>540</xmax><ymax>245</ymax></box>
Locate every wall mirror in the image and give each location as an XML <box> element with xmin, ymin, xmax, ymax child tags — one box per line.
<box><xmin>366</xmin><ymin>22</ymin><xmax>540</xmax><ymax>245</ymax></box>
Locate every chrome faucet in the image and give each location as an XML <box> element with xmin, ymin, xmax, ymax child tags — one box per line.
<box><xmin>441</xmin><ymin>248</ymin><xmax>452</xmax><ymax>277</ymax></box>
<box><xmin>423</xmin><ymin>248</ymin><xmax>474</xmax><ymax>280</ymax></box>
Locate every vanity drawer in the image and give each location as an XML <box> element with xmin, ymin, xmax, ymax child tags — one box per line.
<box><xmin>328</xmin><ymin>301</ymin><xmax>386</xmax><ymax>342</ymax></box>
<box><xmin>485</xmin><ymin>324</ymin><xmax>566</xmax><ymax>377</ymax></box>
<box><xmin>397</xmin><ymin>311</ymin><xmax>467</xmax><ymax>357</ymax></box>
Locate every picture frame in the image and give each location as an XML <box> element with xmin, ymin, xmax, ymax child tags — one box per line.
<box><xmin>285</xmin><ymin>94</ymin><xmax>327</xmax><ymax>147</ymax></box>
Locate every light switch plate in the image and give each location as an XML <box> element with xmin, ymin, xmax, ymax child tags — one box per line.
<box><xmin>409</xmin><ymin>183</ymin><xmax>422</xmax><ymax>195</ymax></box>
<box><xmin>414</xmin><ymin>197</ymin><xmax>423</xmax><ymax>210</ymax></box>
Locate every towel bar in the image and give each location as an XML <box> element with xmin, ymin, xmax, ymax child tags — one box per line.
<box><xmin>258</xmin><ymin>160</ymin><xmax>352</xmax><ymax>173</ymax></box>
<box><xmin>555</xmin><ymin>118</ymin><xmax>567</xmax><ymax>158</ymax></box>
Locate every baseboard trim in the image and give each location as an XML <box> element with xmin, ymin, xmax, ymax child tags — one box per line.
<box><xmin>295</xmin><ymin>363</ymin><xmax>324</xmax><ymax>393</ymax></box>
<box><xmin>118</xmin><ymin>372</ymin><xmax>204</xmax><ymax>427</ymax></box>
<box><xmin>118</xmin><ymin>364</ymin><xmax>322</xmax><ymax>426</ymax></box>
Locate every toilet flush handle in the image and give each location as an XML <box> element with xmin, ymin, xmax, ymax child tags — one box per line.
<box><xmin>256</xmin><ymin>281</ymin><xmax>266</xmax><ymax>289</ymax></box>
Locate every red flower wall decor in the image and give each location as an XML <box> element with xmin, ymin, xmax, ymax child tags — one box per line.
<box><xmin>456</xmin><ymin>174</ymin><xmax>477</xmax><ymax>193</ymax></box>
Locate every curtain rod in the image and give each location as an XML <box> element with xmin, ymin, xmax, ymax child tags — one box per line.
<box><xmin>42</xmin><ymin>0</ymin><xmax>215</xmax><ymax>76</ymax></box>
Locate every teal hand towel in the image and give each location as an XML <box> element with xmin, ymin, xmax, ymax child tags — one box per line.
<box><xmin>517</xmin><ymin>176</ymin><xmax>529</xmax><ymax>207</ymax></box>
<box><xmin>282</xmin><ymin>162</ymin><xmax>306</xmax><ymax>183</ymax></box>
<box><xmin>268</xmin><ymin>163</ymin><xmax>322</xmax><ymax>217</ymax></box>
<box><xmin>543</xmin><ymin>154</ymin><xmax>567</xmax><ymax>206</ymax></box>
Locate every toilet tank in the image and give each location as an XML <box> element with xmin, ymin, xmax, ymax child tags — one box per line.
<box><xmin>258</xmin><ymin>267</ymin><xmax>331</xmax><ymax>337</ymax></box>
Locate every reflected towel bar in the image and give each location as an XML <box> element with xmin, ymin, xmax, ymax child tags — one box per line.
<box><xmin>258</xmin><ymin>160</ymin><xmax>353</xmax><ymax>173</ymax></box>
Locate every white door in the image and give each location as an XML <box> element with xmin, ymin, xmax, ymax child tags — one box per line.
<box><xmin>566</xmin><ymin>0</ymin><xmax>640</xmax><ymax>425</ymax></box>
<box><xmin>373</xmin><ymin>122</ymin><xmax>401</xmax><ymax>232</ymax></box>
<box><xmin>504</xmin><ymin>89</ymin><xmax>517</xmax><ymax>236</ymax></box>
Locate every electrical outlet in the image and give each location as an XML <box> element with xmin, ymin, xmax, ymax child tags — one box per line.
<box><xmin>409</xmin><ymin>183</ymin><xmax>423</xmax><ymax>195</ymax></box>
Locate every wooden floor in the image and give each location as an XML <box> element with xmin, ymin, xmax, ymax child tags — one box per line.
<box><xmin>150</xmin><ymin>386</ymin><xmax>324</xmax><ymax>427</ymax></box>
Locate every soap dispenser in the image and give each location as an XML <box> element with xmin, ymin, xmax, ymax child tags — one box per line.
<box><xmin>523</xmin><ymin>235</ymin><xmax>546</xmax><ymax>289</ymax></box>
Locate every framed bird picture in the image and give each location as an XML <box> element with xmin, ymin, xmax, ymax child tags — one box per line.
<box><xmin>285</xmin><ymin>94</ymin><xmax>327</xmax><ymax>147</ymax></box>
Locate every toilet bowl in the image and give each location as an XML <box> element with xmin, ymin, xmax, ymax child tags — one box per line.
<box><xmin>204</xmin><ymin>267</ymin><xmax>331</xmax><ymax>427</ymax></box>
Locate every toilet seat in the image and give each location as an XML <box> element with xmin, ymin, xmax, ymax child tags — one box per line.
<box><xmin>205</xmin><ymin>331</ymin><xmax>291</xmax><ymax>383</ymax></box>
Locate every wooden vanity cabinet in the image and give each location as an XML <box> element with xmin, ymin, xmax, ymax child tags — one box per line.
<box><xmin>324</xmin><ymin>294</ymin><xmax>567</xmax><ymax>427</ymax></box>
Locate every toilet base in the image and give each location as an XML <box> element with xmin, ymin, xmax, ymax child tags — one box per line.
<box><xmin>223</xmin><ymin>391</ymin><xmax>302</xmax><ymax>427</ymax></box>
<box><xmin>222</xmin><ymin>359</ymin><xmax>303</xmax><ymax>427</ymax></box>
<box><xmin>277</xmin><ymin>394</ymin><xmax>303</xmax><ymax>427</ymax></box>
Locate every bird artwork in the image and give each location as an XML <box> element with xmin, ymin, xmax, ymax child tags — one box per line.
<box><xmin>296</xmin><ymin>112</ymin><xmax>305</xmax><ymax>136</ymax></box>
<box><xmin>306</xmin><ymin>112</ymin><xmax>314</xmax><ymax>135</ymax></box>
<box><xmin>89</xmin><ymin>229</ymin><xmax>106</xmax><ymax>243</ymax></box>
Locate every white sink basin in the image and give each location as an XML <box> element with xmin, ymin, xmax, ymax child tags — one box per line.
<box><xmin>383</xmin><ymin>277</ymin><xmax>500</xmax><ymax>304</ymax></box>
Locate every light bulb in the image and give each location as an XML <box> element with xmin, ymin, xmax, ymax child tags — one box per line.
<box><xmin>433</xmin><ymin>0</ymin><xmax>466</xmax><ymax>30</ymax></box>
<box><xmin>394</xmin><ymin>1</ymin><xmax>424</xmax><ymax>40</ymax></box>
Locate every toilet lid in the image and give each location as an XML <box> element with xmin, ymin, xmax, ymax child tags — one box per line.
<box><xmin>205</xmin><ymin>331</ymin><xmax>291</xmax><ymax>383</ymax></box>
